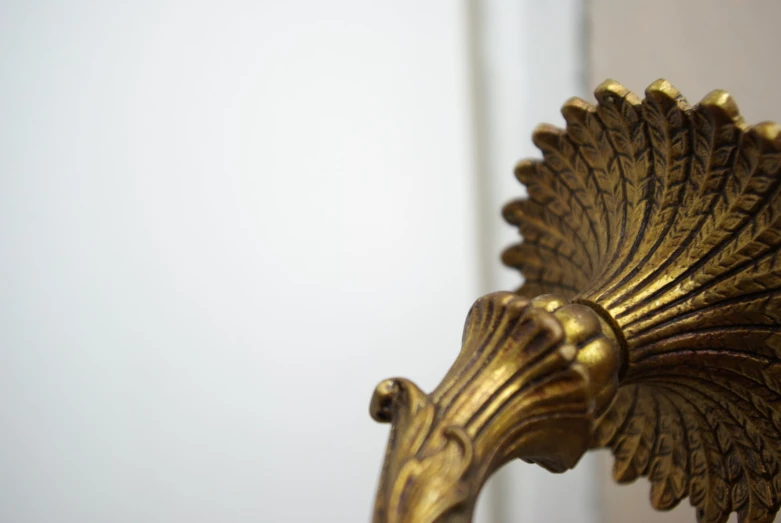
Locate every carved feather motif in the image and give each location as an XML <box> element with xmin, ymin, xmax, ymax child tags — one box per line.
<box><xmin>504</xmin><ymin>79</ymin><xmax>781</xmax><ymax>523</ymax></box>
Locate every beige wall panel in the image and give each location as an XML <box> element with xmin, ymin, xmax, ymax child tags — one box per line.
<box><xmin>589</xmin><ymin>0</ymin><xmax>781</xmax><ymax>123</ymax></box>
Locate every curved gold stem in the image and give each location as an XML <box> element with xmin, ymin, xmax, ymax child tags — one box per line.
<box><xmin>370</xmin><ymin>292</ymin><xmax>623</xmax><ymax>523</ymax></box>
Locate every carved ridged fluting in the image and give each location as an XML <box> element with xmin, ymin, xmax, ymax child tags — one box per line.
<box><xmin>503</xmin><ymin>79</ymin><xmax>781</xmax><ymax>523</ymax></box>
<box><xmin>370</xmin><ymin>292</ymin><xmax>620</xmax><ymax>523</ymax></box>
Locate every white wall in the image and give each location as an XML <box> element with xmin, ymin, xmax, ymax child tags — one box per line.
<box><xmin>0</xmin><ymin>2</ymin><xmax>481</xmax><ymax>521</ymax></box>
<box><xmin>0</xmin><ymin>1</ymin><xmax>592</xmax><ymax>522</ymax></box>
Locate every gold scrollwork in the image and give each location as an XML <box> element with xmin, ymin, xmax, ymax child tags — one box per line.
<box><xmin>372</xmin><ymin>80</ymin><xmax>781</xmax><ymax>523</ymax></box>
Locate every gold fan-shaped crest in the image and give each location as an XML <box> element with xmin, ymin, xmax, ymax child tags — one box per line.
<box><xmin>503</xmin><ymin>79</ymin><xmax>781</xmax><ymax>523</ymax></box>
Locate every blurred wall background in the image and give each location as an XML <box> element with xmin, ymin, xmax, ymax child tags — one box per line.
<box><xmin>0</xmin><ymin>1</ymin><xmax>586</xmax><ymax>522</ymax></box>
<box><xmin>2</xmin><ymin>0</ymin><xmax>778</xmax><ymax>522</ymax></box>
<box><xmin>0</xmin><ymin>2</ymin><xmax>481</xmax><ymax>522</ymax></box>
